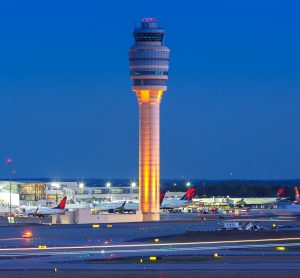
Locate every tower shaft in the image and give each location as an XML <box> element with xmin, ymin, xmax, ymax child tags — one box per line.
<box><xmin>136</xmin><ymin>90</ymin><xmax>162</xmax><ymax>221</ymax></box>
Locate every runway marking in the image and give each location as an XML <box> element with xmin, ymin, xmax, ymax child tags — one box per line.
<box><xmin>0</xmin><ymin>237</ymin><xmax>300</xmax><ymax>253</ymax></box>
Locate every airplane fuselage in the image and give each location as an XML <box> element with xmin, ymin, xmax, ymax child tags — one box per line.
<box><xmin>27</xmin><ymin>207</ymin><xmax>65</xmax><ymax>217</ymax></box>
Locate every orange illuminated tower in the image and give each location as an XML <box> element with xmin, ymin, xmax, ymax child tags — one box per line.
<box><xmin>129</xmin><ymin>18</ymin><xmax>170</xmax><ymax>221</ymax></box>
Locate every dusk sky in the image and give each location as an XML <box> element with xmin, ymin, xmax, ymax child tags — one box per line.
<box><xmin>0</xmin><ymin>0</ymin><xmax>299</xmax><ymax>180</ymax></box>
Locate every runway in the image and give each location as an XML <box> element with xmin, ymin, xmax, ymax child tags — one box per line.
<box><xmin>1</xmin><ymin>239</ymin><xmax>300</xmax><ymax>270</ymax></box>
<box><xmin>0</xmin><ymin>215</ymin><xmax>299</xmax><ymax>271</ymax></box>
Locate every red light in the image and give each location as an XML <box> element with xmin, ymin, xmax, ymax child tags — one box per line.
<box><xmin>5</xmin><ymin>158</ymin><xmax>13</xmax><ymax>164</ymax></box>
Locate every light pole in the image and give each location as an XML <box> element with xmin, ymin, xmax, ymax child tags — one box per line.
<box><xmin>5</xmin><ymin>158</ymin><xmax>14</xmax><ymax>223</ymax></box>
<box><xmin>79</xmin><ymin>182</ymin><xmax>84</xmax><ymax>189</ymax></box>
<box><xmin>130</xmin><ymin>181</ymin><xmax>137</xmax><ymax>195</ymax></box>
<box><xmin>106</xmin><ymin>182</ymin><xmax>111</xmax><ymax>202</ymax></box>
<box><xmin>9</xmin><ymin>179</ymin><xmax>11</xmax><ymax>219</ymax></box>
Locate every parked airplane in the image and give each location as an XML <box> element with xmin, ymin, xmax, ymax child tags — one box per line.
<box><xmin>25</xmin><ymin>197</ymin><xmax>67</xmax><ymax>217</ymax></box>
<box><xmin>293</xmin><ymin>186</ymin><xmax>300</xmax><ymax>204</ymax></box>
<box><xmin>160</xmin><ymin>187</ymin><xmax>196</xmax><ymax>210</ymax></box>
<box><xmin>195</xmin><ymin>187</ymin><xmax>288</xmax><ymax>208</ymax></box>
<box><xmin>93</xmin><ymin>199</ymin><xmax>128</xmax><ymax>212</ymax></box>
<box><xmin>121</xmin><ymin>191</ymin><xmax>167</xmax><ymax>212</ymax></box>
<box><xmin>93</xmin><ymin>192</ymin><xmax>167</xmax><ymax>213</ymax></box>
<box><xmin>272</xmin><ymin>186</ymin><xmax>300</xmax><ymax>215</ymax></box>
<box><xmin>93</xmin><ymin>188</ymin><xmax>196</xmax><ymax>213</ymax></box>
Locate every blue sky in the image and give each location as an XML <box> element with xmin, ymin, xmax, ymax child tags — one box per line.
<box><xmin>0</xmin><ymin>0</ymin><xmax>299</xmax><ymax>179</ymax></box>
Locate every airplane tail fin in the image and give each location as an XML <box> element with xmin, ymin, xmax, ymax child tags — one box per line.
<box><xmin>53</xmin><ymin>197</ymin><xmax>67</xmax><ymax>209</ymax></box>
<box><xmin>295</xmin><ymin>186</ymin><xmax>300</xmax><ymax>203</ymax></box>
<box><xmin>276</xmin><ymin>187</ymin><xmax>286</xmax><ymax>198</ymax></box>
<box><xmin>180</xmin><ymin>187</ymin><xmax>196</xmax><ymax>201</ymax></box>
<box><xmin>160</xmin><ymin>191</ymin><xmax>166</xmax><ymax>205</ymax></box>
<box><xmin>115</xmin><ymin>200</ymin><xmax>126</xmax><ymax>212</ymax></box>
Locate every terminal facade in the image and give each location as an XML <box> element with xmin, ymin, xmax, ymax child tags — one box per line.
<box><xmin>0</xmin><ymin>180</ymin><xmax>184</xmax><ymax>208</ymax></box>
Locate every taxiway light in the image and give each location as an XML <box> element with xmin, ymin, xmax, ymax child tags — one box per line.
<box><xmin>149</xmin><ymin>256</ymin><xmax>157</xmax><ymax>261</ymax></box>
<box><xmin>276</xmin><ymin>246</ymin><xmax>285</xmax><ymax>251</ymax></box>
<box><xmin>213</xmin><ymin>253</ymin><xmax>219</xmax><ymax>258</ymax></box>
<box><xmin>92</xmin><ymin>224</ymin><xmax>100</xmax><ymax>228</ymax></box>
<box><xmin>107</xmin><ymin>224</ymin><xmax>113</xmax><ymax>228</ymax></box>
<box><xmin>38</xmin><ymin>245</ymin><xmax>47</xmax><ymax>249</ymax></box>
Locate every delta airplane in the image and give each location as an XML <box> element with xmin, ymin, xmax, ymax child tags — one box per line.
<box><xmin>195</xmin><ymin>187</ymin><xmax>287</xmax><ymax>207</ymax></box>
<box><xmin>25</xmin><ymin>197</ymin><xmax>67</xmax><ymax>217</ymax></box>
<box><xmin>272</xmin><ymin>186</ymin><xmax>300</xmax><ymax>216</ymax></box>
<box><xmin>122</xmin><ymin>188</ymin><xmax>196</xmax><ymax>211</ymax></box>
<box><xmin>93</xmin><ymin>192</ymin><xmax>166</xmax><ymax>213</ymax></box>
<box><xmin>92</xmin><ymin>200</ymin><xmax>127</xmax><ymax>212</ymax></box>
<box><xmin>121</xmin><ymin>191</ymin><xmax>167</xmax><ymax>212</ymax></box>
<box><xmin>93</xmin><ymin>188</ymin><xmax>196</xmax><ymax>212</ymax></box>
<box><xmin>160</xmin><ymin>187</ymin><xmax>196</xmax><ymax>209</ymax></box>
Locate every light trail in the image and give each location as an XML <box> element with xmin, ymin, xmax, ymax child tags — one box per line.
<box><xmin>0</xmin><ymin>237</ymin><xmax>300</xmax><ymax>253</ymax></box>
<box><xmin>0</xmin><ymin>238</ymin><xmax>26</xmax><ymax>241</ymax></box>
<box><xmin>1</xmin><ymin>242</ymin><xmax>300</xmax><ymax>257</ymax></box>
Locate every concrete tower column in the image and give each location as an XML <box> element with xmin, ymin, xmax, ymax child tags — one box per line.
<box><xmin>136</xmin><ymin>90</ymin><xmax>162</xmax><ymax>221</ymax></box>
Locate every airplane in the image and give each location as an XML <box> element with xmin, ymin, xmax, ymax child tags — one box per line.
<box><xmin>235</xmin><ymin>187</ymin><xmax>288</xmax><ymax>208</ymax></box>
<box><xmin>25</xmin><ymin>197</ymin><xmax>67</xmax><ymax>217</ymax></box>
<box><xmin>94</xmin><ymin>191</ymin><xmax>167</xmax><ymax>213</ymax></box>
<box><xmin>293</xmin><ymin>186</ymin><xmax>300</xmax><ymax>204</ymax></box>
<box><xmin>92</xmin><ymin>199</ymin><xmax>129</xmax><ymax>212</ymax></box>
<box><xmin>93</xmin><ymin>188</ymin><xmax>196</xmax><ymax>213</ymax></box>
<box><xmin>160</xmin><ymin>187</ymin><xmax>196</xmax><ymax>210</ymax></box>
<box><xmin>271</xmin><ymin>186</ymin><xmax>300</xmax><ymax>216</ymax></box>
<box><xmin>122</xmin><ymin>191</ymin><xmax>167</xmax><ymax>212</ymax></box>
<box><xmin>195</xmin><ymin>187</ymin><xmax>288</xmax><ymax>208</ymax></box>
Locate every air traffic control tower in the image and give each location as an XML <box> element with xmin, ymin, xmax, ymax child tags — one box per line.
<box><xmin>129</xmin><ymin>18</ymin><xmax>170</xmax><ymax>221</ymax></box>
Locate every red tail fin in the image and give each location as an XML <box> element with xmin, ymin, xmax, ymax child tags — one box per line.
<box><xmin>186</xmin><ymin>187</ymin><xmax>196</xmax><ymax>201</ymax></box>
<box><xmin>160</xmin><ymin>192</ymin><xmax>166</xmax><ymax>205</ymax></box>
<box><xmin>295</xmin><ymin>187</ymin><xmax>300</xmax><ymax>203</ymax></box>
<box><xmin>54</xmin><ymin>197</ymin><xmax>67</xmax><ymax>209</ymax></box>
<box><xmin>276</xmin><ymin>188</ymin><xmax>285</xmax><ymax>198</ymax></box>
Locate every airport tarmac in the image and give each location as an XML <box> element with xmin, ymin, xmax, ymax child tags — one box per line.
<box><xmin>0</xmin><ymin>213</ymin><xmax>299</xmax><ymax>273</ymax></box>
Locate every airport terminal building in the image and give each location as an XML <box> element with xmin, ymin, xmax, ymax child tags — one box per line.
<box><xmin>0</xmin><ymin>179</ymin><xmax>282</xmax><ymax>210</ymax></box>
<box><xmin>0</xmin><ymin>180</ymin><xmax>185</xmax><ymax>208</ymax></box>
